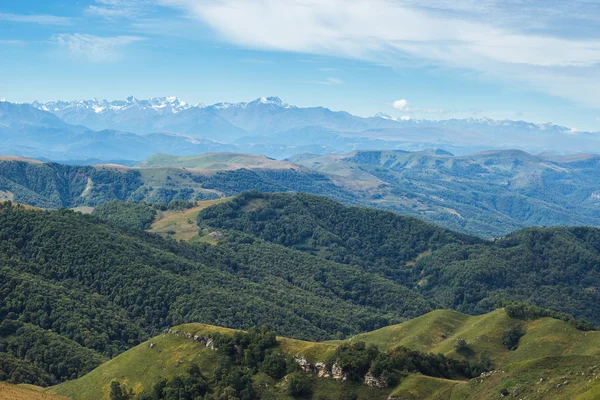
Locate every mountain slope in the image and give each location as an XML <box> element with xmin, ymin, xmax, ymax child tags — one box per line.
<box><xmin>49</xmin><ymin>309</ymin><xmax>600</xmax><ymax>400</ymax></box>
<box><xmin>32</xmin><ymin>96</ymin><xmax>600</xmax><ymax>156</ymax></box>
<box><xmin>0</xmin><ymin>200</ymin><xmax>443</xmax><ymax>385</ymax></box>
<box><xmin>289</xmin><ymin>149</ymin><xmax>600</xmax><ymax>236</ymax></box>
<box><xmin>197</xmin><ymin>192</ymin><xmax>600</xmax><ymax>325</ymax></box>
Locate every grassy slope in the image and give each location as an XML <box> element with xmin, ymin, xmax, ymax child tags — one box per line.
<box><xmin>0</xmin><ymin>383</ymin><xmax>68</xmax><ymax>400</ymax></box>
<box><xmin>49</xmin><ymin>309</ymin><xmax>600</xmax><ymax>400</ymax></box>
<box><xmin>137</xmin><ymin>153</ymin><xmax>295</xmax><ymax>170</ymax></box>
<box><xmin>148</xmin><ymin>198</ymin><xmax>230</xmax><ymax>241</ymax></box>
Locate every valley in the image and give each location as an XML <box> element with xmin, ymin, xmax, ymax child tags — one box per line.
<box><xmin>2</xmin><ymin>148</ymin><xmax>600</xmax><ymax>237</ymax></box>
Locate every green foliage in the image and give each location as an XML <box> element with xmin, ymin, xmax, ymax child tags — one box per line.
<box><xmin>0</xmin><ymin>161</ymin><xmax>143</xmax><ymax>208</ymax></box>
<box><xmin>454</xmin><ymin>338</ymin><xmax>468</xmax><ymax>352</ymax></box>
<box><xmin>141</xmin><ymin>364</ymin><xmax>209</xmax><ymax>400</ymax></box>
<box><xmin>0</xmin><ymin>319</ymin><xmax>105</xmax><ymax>384</ymax></box>
<box><xmin>0</xmin><ymin>352</ymin><xmax>54</xmax><ymax>386</ymax></box>
<box><xmin>503</xmin><ymin>302</ymin><xmax>596</xmax><ymax>331</ymax></box>
<box><xmin>92</xmin><ymin>200</ymin><xmax>157</xmax><ymax>230</ymax></box>
<box><xmin>330</xmin><ymin>342</ymin><xmax>379</xmax><ymax>381</ymax></box>
<box><xmin>501</xmin><ymin>325</ymin><xmax>525</xmax><ymax>351</ymax></box>
<box><xmin>330</xmin><ymin>341</ymin><xmax>490</xmax><ymax>386</ymax></box>
<box><xmin>411</xmin><ymin>228</ymin><xmax>600</xmax><ymax>325</ymax></box>
<box><xmin>286</xmin><ymin>372</ymin><xmax>312</xmax><ymax>398</ymax></box>
<box><xmin>198</xmin><ymin>192</ymin><xmax>477</xmax><ymax>281</ymax></box>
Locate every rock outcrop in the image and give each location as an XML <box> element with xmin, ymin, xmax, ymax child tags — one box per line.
<box><xmin>293</xmin><ymin>356</ymin><xmax>347</xmax><ymax>381</ymax></box>
<box><xmin>364</xmin><ymin>372</ymin><xmax>386</xmax><ymax>388</ymax></box>
<box><xmin>166</xmin><ymin>328</ymin><xmax>216</xmax><ymax>350</ymax></box>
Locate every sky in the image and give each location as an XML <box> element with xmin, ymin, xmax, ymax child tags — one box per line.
<box><xmin>1</xmin><ymin>0</ymin><xmax>599</xmax><ymax>131</ymax></box>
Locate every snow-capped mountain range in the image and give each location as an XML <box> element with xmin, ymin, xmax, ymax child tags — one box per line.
<box><xmin>0</xmin><ymin>95</ymin><xmax>595</xmax><ymax>163</ymax></box>
<box><xmin>33</xmin><ymin>96</ymin><xmax>198</xmax><ymax>115</ymax></box>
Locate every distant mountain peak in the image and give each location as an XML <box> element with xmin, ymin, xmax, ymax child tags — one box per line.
<box><xmin>33</xmin><ymin>96</ymin><xmax>194</xmax><ymax>114</ymax></box>
<box><xmin>373</xmin><ymin>112</ymin><xmax>411</xmax><ymax>121</ymax></box>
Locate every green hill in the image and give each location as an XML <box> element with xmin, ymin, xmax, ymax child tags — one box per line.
<box><xmin>49</xmin><ymin>309</ymin><xmax>600</xmax><ymax>400</ymax></box>
<box><xmin>2</xmin><ymin>193</ymin><xmax>600</xmax><ymax>396</ymax></box>
<box><xmin>4</xmin><ymin>148</ymin><xmax>600</xmax><ymax>237</ymax></box>
<box><xmin>198</xmin><ymin>192</ymin><xmax>600</xmax><ymax>325</ymax></box>
<box><xmin>136</xmin><ymin>153</ymin><xmax>296</xmax><ymax>170</ymax></box>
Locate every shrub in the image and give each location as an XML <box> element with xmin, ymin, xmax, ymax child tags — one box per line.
<box><xmin>502</xmin><ymin>325</ymin><xmax>525</xmax><ymax>350</ymax></box>
<box><xmin>454</xmin><ymin>338</ymin><xmax>468</xmax><ymax>352</ymax></box>
<box><xmin>287</xmin><ymin>372</ymin><xmax>312</xmax><ymax>398</ymax></box>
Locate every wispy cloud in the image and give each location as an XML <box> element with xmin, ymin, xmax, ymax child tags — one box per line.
<box><xmin>51</xmin><ymin>34</ymin><xmax>145</xmax><ymax>62</ymax></box>
<box><xmin>313</xmin><ymin>77</ymin><xmax>344</xmax><ymax>85</ymax></box>
<box><xmin>158</xmin><ymin>0</ymin><xmax>600</xmax><ymax>107</ymax></box>
<box><xmin>87</xmin><ymin>0</ymin><xmax>149</xmax><ymax>19</ymax></box>
<box><xmin>0</xmin><ymin>12</ymin><xmax>71</xmax><ymax>25</ymax></box>
<box><xmin>0</xmin><ymin>40</ymin><xmax>26</xmax><ymax>46</ymax></box>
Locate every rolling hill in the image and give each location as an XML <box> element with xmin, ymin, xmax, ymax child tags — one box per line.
<box><xmin>48</xmin><ymin>308</ymin><xmax>600</xmax><ymax>400</ymax></box>
<box><xmin>1</xmin><ymin>192</ymin><xmax>600</xmax><ymax>397</ymax></box>
<box><xmin>197</xmin><ymin>192</ymin><xmax>600</xmax><ymax>325</ymax></box>
<box><xmin>3</xmin><ymin>147</ymin><xmax>600</xmax><ymax>237</ymax></box>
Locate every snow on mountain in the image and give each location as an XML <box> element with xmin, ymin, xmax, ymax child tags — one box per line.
<box><xmin>33</xmin><ymin>96</ymin><xmax>196</xmax><ymax>115</ymax></box>
<box><xmin>373</xmin><ymin>112</ymin><xmax>411</xmax><ymax>121</ymax></box>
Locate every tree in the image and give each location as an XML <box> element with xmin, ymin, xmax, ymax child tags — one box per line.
<box><xmin>502</xmin><ymin>325</ymin><xmax>525</xmax><ymax>350</ymax></box>
<box><xmin>110</xmin><ymin>381</ymin><xmax>128</xmax><ymax>400</ymax></box>
<box><xmin>454</xmin><ymin>338</ymin><xmax>468</xmax><ymax>352</ymax></box>
<box><xmin>287</xmin><ymin>372</ymin><xmax>312</xmax><ymax>398</ymax></box>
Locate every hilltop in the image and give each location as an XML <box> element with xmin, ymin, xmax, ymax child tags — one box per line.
<box><xmin>136</xmin><ymin>153</ymin><xmax>296</xmax><ymax>170</ymax></box>
<box><xmin>1</xmin><ymin>192</ymin><xmax>600</xmax><ymax>394</ymax></box>
<box><xmin>49</xmin><ymin>308</ymin><xmax>600</xmax><ymax>400</ymax></box>
<box><xmin>3</xmin><ymin>147</ymin><xmax>600</xmax><ymax>237</ymax></box>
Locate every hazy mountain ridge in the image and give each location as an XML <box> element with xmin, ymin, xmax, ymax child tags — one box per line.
<box><xmin>2</xmin><ymin>148</ymin><xmax>600</xmax><ymax>237</ymax></box>
<box><xmin>11</xmin><ymin>96</ymin><xmax>598</xmax><ymax>161</ymax></box>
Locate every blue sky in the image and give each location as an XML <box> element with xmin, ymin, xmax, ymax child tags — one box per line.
<box><xmin>1</xmin><ymin>0</ymin><xmax>600</xmax><ymax>131</ymax></box>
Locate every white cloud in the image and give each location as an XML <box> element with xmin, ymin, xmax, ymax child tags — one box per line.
<box><xmin>393</xmin><ymin>99</ymin><xmax>408</xmax><ymax>111</ymax></box>
<box><xmin>0</xmin><ymin>40</ymin><xmax>26</xmax><ymax>46</ymax></box>
<box><xmin>400</xmin><ymin>115</ymin><xmax>411</xmax><ymax>121</ymax></box>
<box><xmin>51</xmin><ymin>34</ymin><xmax>144</xmax><ymax>62</ymax></box>
<box><xmin>157</xmin><ymin>0</ymin><xmax>600</xmax><ymax>107</ymax></box>
<box><xmin>313</xmin><ymin>77</ymin><xmax>344</xmax><ymax>85</ymax></box>
<box><xmin>0</xmin><ymin>12</ymin><xmax>70</xmax><ymax>25</ymax></box>
<box><xmin>87</xmin><ymin>0</ymin><xmax>149</xmax><ymax>19</ymax></box>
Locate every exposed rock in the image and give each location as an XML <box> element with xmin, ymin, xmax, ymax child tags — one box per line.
<box><xmin>315</xmin><ymin>362</ymin><xmax>331</xmax><ymax>378</ymax></box>
<box><xmin>331</xmin><ymin>363</ymin><xmax>347</xmax><ymax>381</ymax></box>
<box><xmin>149</xmin><ymin>342</ymin><xmax>155</xmax><ymax>348</ymax></box>
<box><xmin>206</xmin><ymin>338</ymin><xmax>215</xmax><ymax>350</ymax></box>
<box><xmin>294</xmin><ymin>356</ymin><xmax>313</xmax><ymax>372</ymax></box>
<box><xmin>364</xmin><ymin>372</ymin><xmax>386</xmax><ymax>388</ymax></box>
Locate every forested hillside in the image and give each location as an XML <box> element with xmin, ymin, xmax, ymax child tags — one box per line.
<box><xmin>0</xmin><ymin>201</ymin><xmax>432</xmax><ymax>386</ymax></box>
<box><xmin>4</xmin><ymin>149</ymin><xmax>600</xmax><ymax>238</ymax></box>
<box><xmin>2</xmin><ymin>193</ymin><xmax>600</xmax><ymax>389</ymax></box>
<box><xmin>199</xmin><ymin>192</ymin><xmax>600</xmax><ymax>325</ymax></box>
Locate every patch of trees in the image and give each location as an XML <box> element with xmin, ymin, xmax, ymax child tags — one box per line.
<box><xmin>503</xmin><ymin>302</ymin><xmax>595</xmax><ymax>331</ymax></box>
<box><xmin>412</xmin><ymin>227</ymin><xmax>600</xmax><ymax>325</ymax></box>
<box><xmin>501</xmin><ymin>324</ymin><xmax>525</xmax><ymax>351</ymax></box>
<box><xmin>138</xmin><ymin>327</ymin><xmax>294</xmax><ymax>400</ymax></box>
<box><xmin>136</xmin><ymin>364</ymin><xmax>210</xmax><ymax>400</ymax></box>
<box><xmin>92</xmin><ymin>200</ymin><xmax>157</xmax><ymax>230</ymax></box>
<box><xmin>198</xmin><ymin>192</ymin><xmax>477</xmax><ymax>281</ymax></box>
<box><xmin>327</xmin><ymin>341</ymin><xmax>492</xmax><ymax>388</ymax></box>
<box><xmin>0</xmin><ymin>161</ymin><xmax>144</xmax><ymax>208</ymax></box>
<box><xmin>0</xmin><ymin>319</ymin><xmax>105</xmax><ymax>384</ymax></box>
<box><xmin>0</xmin><ymin>202</ymin><xmax>430</xmax><ymax>385</ymax></box>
